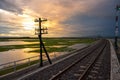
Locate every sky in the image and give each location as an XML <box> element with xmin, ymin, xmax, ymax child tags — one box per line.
<box><xmin>0</xmin><ymin>0</ymin><xmax>120</xmax><ymax>37</ymax></box>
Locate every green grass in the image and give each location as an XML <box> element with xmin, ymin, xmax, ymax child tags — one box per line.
<box><xmin>0</xmin><ymin>38</ymin><xmax>96</xmax><ymax>52</ymax></box>
<box><xmin>0</xmin><ymin>60</ymin><xmax>40</xmax><ymax>76</ymax></box>
<box><xmin>28</xmin><ymin>47</ymin><xmax>74</xmax><ymax>53</ymax></box>
<box><xmin>0</xmin><ymin>43</ymin><xmax>39</xmax><ymax>52</ymax></box>
<box><xmin>0</xmin><ymin>38</ymin><xmax>97</xmax><ymax>76</ymax></box>
<box><xmin>0</xmin><ymin>39</ymin><xmax>11</xmax><ymax>42</ymax></box>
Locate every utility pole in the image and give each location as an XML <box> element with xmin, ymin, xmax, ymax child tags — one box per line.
<box><xmin>115</xmin><ymin>5</ymin><xmax>120</xmax><ymax>50</ymax></box>
<box><xmin>35</xmin><ymin>18</ymin><xmax>52</xmax><ymax>67</ymax></box>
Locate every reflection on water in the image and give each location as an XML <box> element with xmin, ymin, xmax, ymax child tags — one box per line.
<box><xmin>0</xmin><ymin>41</ymin><xmax>39</xmax><ymax>46</ymax></box>
<box><xmin>0</xmin><ymin>42</ymin><xmax>88</xmax><ymax>65</ymax></box>
<box><xmin>0</xmin><ymin>48</ymin><xmax>39</xmax><ymax>65</ymax></box>
<box><xmin>0</xmin><ymin>48</ymin><xmax>68</xmax><ymax>65</ymax></box>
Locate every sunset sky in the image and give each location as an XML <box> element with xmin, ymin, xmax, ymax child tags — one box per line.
<box><xmin>0</xmin><ymin>0</ymin><xmax>120</xmax><ymax>37</ymax></box>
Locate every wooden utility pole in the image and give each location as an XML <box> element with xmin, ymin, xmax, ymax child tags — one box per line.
<box><xmin>35</xmin><ymin>18</ymin><xmax>52</xmax><ymax>67</ymax></box>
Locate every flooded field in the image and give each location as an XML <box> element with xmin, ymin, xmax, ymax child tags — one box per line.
<box><xmin>0</xmin><ymin>48</ymin><xmax>38</xmax><ymax>64</ymax></box>
<box><xmin>0</xmin><ymin>48</ymin><xmax>69</xmax><ymax>65</ymax></box>
<box><xmin>0</xmin><ymin>38</ymin><xmax>96</xmax><ymax>65</ymax></box>
<box><xmin>0</xmin><ymin>41</ymin><xmax>39</xmax><ymax>46</ymax></box>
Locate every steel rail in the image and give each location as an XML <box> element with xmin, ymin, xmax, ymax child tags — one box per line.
<box><xmin>78</xmin><ymin>40</ymin><xmax>107</xmax><ymax>80</ymax></box>
<box><xmin>49</xmin><ymin>40</ymin><xmax>106</xmax><ymax>80</ymax></box>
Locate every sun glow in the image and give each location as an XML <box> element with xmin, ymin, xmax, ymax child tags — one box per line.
<box><xmin>42</xmin><ymin>20</ymin><xmax>58</xmax><ymax>28</ymax></box>
<box><xmin>22</xmin><ymin>20</ymin><xmax>35</xmax><ymax>30</ymax></box>
<box><xmin>18</xmin><ymin>14</ymin><xmax>35</xmax><ymax>30</ymax></box>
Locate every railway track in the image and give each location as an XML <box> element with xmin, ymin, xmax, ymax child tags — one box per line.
<box><xmin>16</xmin><ymin>39</ymin><xmax>110</xmax><ymax>80</ymax></box>
<box><xmin>49</xmin><ymin>39</ymin><xmax>110</xmax><ymax>80</ymax></box>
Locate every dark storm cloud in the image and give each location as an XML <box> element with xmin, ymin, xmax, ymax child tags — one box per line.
<box><xmin>0</xmin><ymin>0</ymin><xmax>120</xmax><ymax>37</ymax></box>
<box><xmin>0</xmin><ymin>25</ymin><xmax>18</xmax><ymax>34</ymax></box>
<box><xmin>60</xmin><ymin>0</ymin><xmax>119</xmax><ymax>37</ymax></box>
<box><xmin>0</xmin><ymin>0</ymin><xmax>23</xmax><ymax>14</ymax></box>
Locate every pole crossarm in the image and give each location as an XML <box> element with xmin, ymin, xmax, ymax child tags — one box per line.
<box><xmin>35</xmin><ymin>27</ymin><xmax>48</xmax><ymax>35</ymax></box>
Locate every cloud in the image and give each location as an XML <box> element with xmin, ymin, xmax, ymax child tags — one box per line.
<box><xmin>0</xmin><ymin>0</ymin><xmax>119</xmax><ymax>37</ymax></box>
<box><xmin>0</xmin><ymin>0</ymin><xmax>23</xmax><ymax>14</ymax></box>
<box><xmin>59</xmin><ymin>0</ymin><xmax>117</xmax><ymax>37</ymax></box>
<box><xmin>0</xmin><ymin>25</ymin><xmax>22</xmax><ymax>34</ymax></box>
